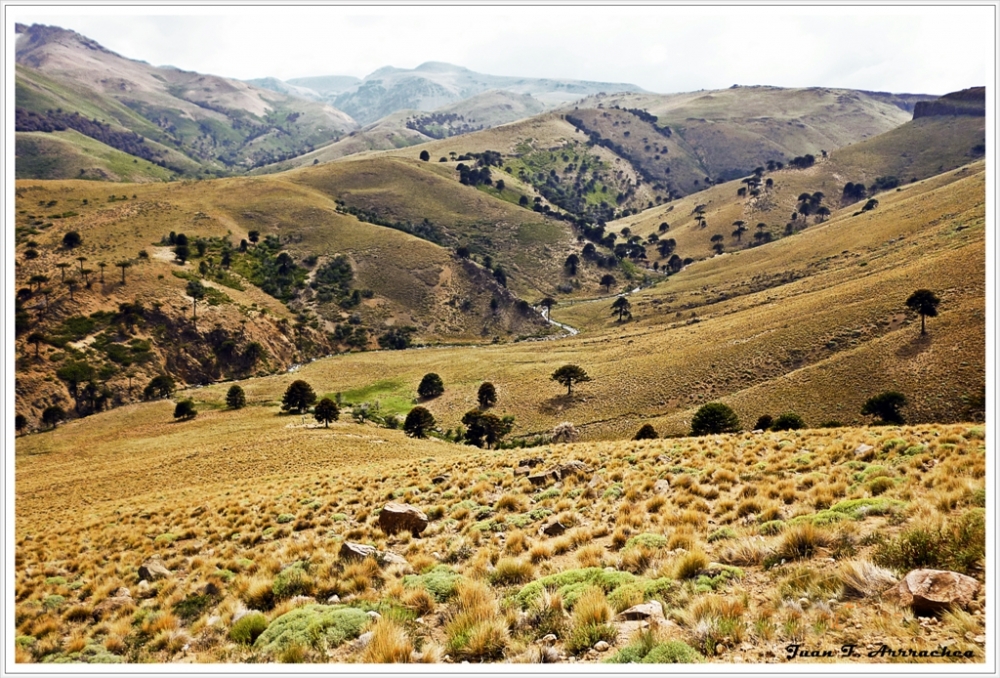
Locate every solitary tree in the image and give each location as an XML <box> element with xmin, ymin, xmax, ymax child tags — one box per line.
<box><xmin>41</xmin><ymin>405</ymin><xmax>66</xmax><ymax>429</ymax></box>
<box><xmin>461</xmin><ymin>410</ymin><xmax>514</xmax><ymax>448</ymax></box>
<box><xmin>173</xmin><ymin>399</ymin><xmax>197</xmax><ymax>420</ymax></box>
<box><xmin>691</xmin><ymin>402</ymin><xmax>741</xmax><ymax>435</ymax></box>
<box><xmin>417</xmin><ymin>373</ymin><xmax>445</xmax><ymax>400</ymax></box>
<box><xmin>564</xmin><ymin>253</ymin><xmax>580</xmax><ymax>275</ymax></box>
<box><xmin>27</xmin><ymin>332</ymin><xmax>45</xmax><ymax>359</ymax></box>
<box><xmin>76</xmin><ymin>256</ymin><xmax>87</xmax><ymax>273</ymax></box>
<box><xmin>116</xmin><ymin>260</ymin><xmax>132</xmax><ymax>285</ymax></box>
<box><xmin>600</xmin><ymin>274</ymin><xmax>617</xmax><ymax>293</ymax></box>
<box><xmin>551</xmin><ymin>364</ymin><xmax>591</xmax><ymax>396</ymax></box>
<box><xmin>540</xmin><ymin>297</ymin><xmax>556</xmax><ymax>313</ymax></box>
<box><xmin>62</xmin><ymin>231</ymin><xmax>82</xmax><ymax>249</ymax></box>
<box><xmin>905</xmin><ymin>289</ymin><xmax>940</xmax><ymax>335</ymax></box>
<box><xmin>64</xmin><ymin>278</ymin><xmax>78</xmax><ymax>301</ymax></box>
<box><xmin>611</xmin><ymin>296</ymin><xmax>632</xmax><ymax>322</ymax></box>
<box><xmin>98</xmin><ymin>261</ymin><xmax>107</xmax><ymax>284</ymax></box>
<box><xmin>248</xmin><ymin>230</ymin><xmax>260</xmax><ymax>245</ymax></box>
<box><xmin>186</xmin><ymin>279</ymin><xmax>206</xmax><ymax>324</ymax></box>
<box><xmin>754</xmin><ymin>414</ymin><xmax>774</xmax><ymax>431</ymax></box>
<box><xmin>403</xmin><ymin>406</ymin><xmax>436</xmax><ymax>438</ymax></box>
<box><xmin>314</xmin><ymin>397</ymin><xmax>340</xmax><ymax>427</ymax></box>
<box><xmin>15</xmin><ymin>414</ymin><xmax>27</xmax><ymax>435</ymax></box>
<box><xmin>861</xmin><ymin>391</ymin><xmax>907</xmax><ymax>425</ymax></box>
<box><xmin>419</xmin><ymin>150</ymin><xmax>430</xmax><ymax>161</ymax></box>
<box><xmin>55</xmin><ymin>262</ymin><xmax>71</xmax><ymax>281</ymax></box>
<box><xmin>477</xmin><ymin>382</ymin><xmax>498</xmax><ymax>409</ymax></box>
<box><xmin>772</xmin><ymin>412</ymin><xmax>805</xmax><ymax>431</ymax></box>
<box><xmin>144</xmin><ymin>375</ymin><xmax>175</xmax><ymax>400</ymax></box>
<box><xmin>633</xmin><ymin>423</ymin><xmax>658</xmax><ymax>440</ymax></box>
<box><xmin>282</xmin><ymin>379</ymin><xmax>317</xmax><ymax>414</ymax></box>
<box><xmin>226</xmin><ymin>384</ymin><xmax>246</xmax><ymax>410</ymax></box>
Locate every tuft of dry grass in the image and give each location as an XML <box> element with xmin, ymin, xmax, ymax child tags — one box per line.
<box><xmin>363</xmin><ymin>618</ymin><xmax>413</xmax><ymax>663</ymax></box>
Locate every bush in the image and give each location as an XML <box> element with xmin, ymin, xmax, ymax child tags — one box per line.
<box><xmin>230</xmin><ymin>612</ymin><xmax>268</xmax><ymax>645</ymax></box>
<box><xmin>282</xmin><ymin>380</ymin><xmax>316</xmax><ymax>414</ymax></box>
<box><xmin>226</xmin><ymin>385</ymin><xmax>246</xmax><ymax>410</ymax></box>
<box><xmin>173</xmin><ymin>399</ymin><xmax>197</xmax><ymax>420</ymax></box>
<box><xmin>861</xmin><ymin>391</ymin><xmax>907</xmax><ymax>425</ymax></box>
<box><xmin>565</xmin><ymin>586</ymin><xmax>617</xmax><ymax>654</ymax></box>
<box><xmin>690</xmin><ymin>403</ymin><xmax>740</xmax><ymax>435</ymax></box>
<box><xmin>403</xmin><ymin>566</ymin><xmax>462</xmax><ymax>602</ymax></box>
<box><xmin>417</xmin><ymin>373</ymin><xmax>444</xmax><ymax>399</ymax></box>
<box><xmin>605</xmin><ymin>638</ymin><xmax>704</xmax><ymax>664</ymax></box>
<box><xmin>772</xmin><ymin>412</ymin><xmax>805</xmax><ymax>431</ymax></box>
<box><xmin>633</xmin><ymin>423</ymin><xmax>658</xmax><ymax>440</ymax></box>
<box><xmin>403</xmin><ymin>406</ymin><xmax>436</xmax><ymax>438</ymax></box>
<box><xmin>872</xmin><ymin>510</ymin><xmax>985</xmax><ymax>574</ymax></box>
<box><xmin>144</xmin><ymin>375</ymin><xmax>175</xmax><ymax>400</ymax></box>
<box><xmin>253</xmin><ymin>604</ymin><xmax>368</xmax><ymax>655</ymax></box>
<box><xmin>753</xmin><ymin>415</ymin><xmax>774</xmax><ymax>431</ymax></box>
<box><xmin>41</xmin><ymin>405</ymin><xmax>65</xmax><ymax>429</ymax></box>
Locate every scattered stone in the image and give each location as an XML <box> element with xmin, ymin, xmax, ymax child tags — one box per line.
<box><xmin>618</xmin><ymin>600</ymin><xmax>665</xmax><ymax>622</ymax></box>
<box><xmin>716</xmin><ymin>644</ymin><xmax>725</xmax><ymax>655</ymax></box>
<box><xmin>378</xmin><ymin>502</ymin><xmax>428</xmax><ymax>537</ymax></box>
<box><xmin>539</xmin><ymin>634</ymin><xmax>558</xmax><ymax>645</ymax></box>
<box><xmin>854</xmin><ymin>443</ymin><xmax>875</xmax><ymax>460</ymax></box>
<box><xmin>431</xmin><ymin>475</ymin><xmax>449</xmax><ymax>485</ymax></box>
<box><xmin>340</xmin><ymin>542</ymin><xmax>378</xmax><ymax>561</ymax></box>
<box><xmin>653</xmin><ymin>479</ymin><xmax>670</xmax><ymax>494</ymax></box>
<box><xmin>289</xmin><ymin>596</ymin><xmax>316</xmax><ymax>607</ymax></box>
<box><xmin>93</xmin><ymin>590</ymin><xmax>134</xmax><ymax>619</ymax></box>
<box><xmin>887</xmin><ymin>569</ymin><xmax>981</xmax><ymax>614</ymax></box>
<box><xmin>326</xmin><ymin>595</ymin><xmax>341</xmax><ymax>605</ymax></box>
<box><xmin>381</xmin><ymin>551</ymin><xmax>408</xmax><ymax>567</ymax></box>
<box><xmin>588</xmin><ymin>474</ymin><xmax>604</xmax><ymax>488</ymax></box>
<box><xmin>594</xmin><ymin>641</ymin><xmax>610</xmax><ymax>652</ymax></box>
<box><xmin>798</xmin><ymin>597</ymin><xmax>810</xmax><ymax>607</ymax></box>
<box><xmin>350</xmin><ymin>631</ymin><xmax>374</xmax><ymax>651</ymax></box>
<box><xmin>138</xmin><ymin>557</ymin><xmax>171</xmax><ymax>581</ymax></box>
<box><xmin>559</xmin><ymin>461</ymin><xmax>591</xmax><ymax>477</ymax></box>
<box><xmin>519</xmin><ymin>457</ymin><xmax>544</xmax><ymax>468</ymax></box>
<box><xmin>540</xmin><ymin>520</ymin><xmax>567</xmax><ymax>537</ymax></box>
<box><xmin>367</xmin><ymin>610</ymin><xmax>382</xmax><ymax>620</ymax></box>
<box><xmin>528</xmin><ymin>470</ymin><xmax>559</xmax><ymax>486</ymax></box>
<box><xmin>514</xmin><ymin>466</ymin><xmax>531</xmax><ymax>477</ymax></box>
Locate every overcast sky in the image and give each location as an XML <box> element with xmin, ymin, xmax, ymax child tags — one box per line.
<box><xmin>10</xmin><ymin>5</ymin><xmax>995</xmax><ymax>95</ymax></box>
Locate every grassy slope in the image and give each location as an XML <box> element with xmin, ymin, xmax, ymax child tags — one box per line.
<box><xmin>15</xmin><ymin>130</ymin><xmax>176</xmax><ymax>182</ymax></box>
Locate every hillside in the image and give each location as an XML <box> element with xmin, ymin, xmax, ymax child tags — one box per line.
<box><xmin>279</xmin><ymin>61</ymin><xmax>643</xmax><ymax>125</ymax></box>
<box><xmin>14</xmin><ymin>23</ymin><xmax>359</xmax><ymax>176</ymax></box>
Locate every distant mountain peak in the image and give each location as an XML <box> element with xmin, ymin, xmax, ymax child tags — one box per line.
<box><xmin>414</xmin><ymin>61</ymin><xmax>468</xmax><ymax>73</ymax></box>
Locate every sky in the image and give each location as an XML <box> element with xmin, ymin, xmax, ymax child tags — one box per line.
<box><xmin>9</xmin><ymin>4</ymin><xmax>995</xmax><ymax>96</ymax></box>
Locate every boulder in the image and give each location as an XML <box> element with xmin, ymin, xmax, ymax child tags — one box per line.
<box><xmin>540</xmin><ymin>520</ymin><xmax>567</xmax><ymax>537</ymax></box>
<box><xmin>138</xmin><ymin>557</ymin><xmax>171</xmax><ymax>581</ymax></box>
<box><xmin>93</xmin><ymin>590</ymin><xmax>134</xmax><ymax>619</ymax></box>
<box><xmin>381</xmin><ymin>551</ymin><xmax>409</xmax><ymax>567</ymax></box>
<box><xmin>594</xmin><ymin>641</ymin><xmax>610</xmax><ymax>652</ymax></box>
<box><xmin>854</xmin><ymin>443</ymin><xmax>875</xmax><ymax>460</ymax></box>
<box><xmin>340</xmin><ymin>542</ymin><xmax>379</xmax><ymax>561</ymax></box>
<box><xmin>653</xmin><ymin>479</ymin><xmax>671</xmax><ymax>494</ymax></box>
<box><xmin>887</xmin><ymin>569</ymin><xmax>981</xmax><ymax>614</ymax></box>
<box><xmin>618</xmin><ymin>600</ymin><xmax>665</xmax><ymax>622</ymax></box>
<box><xmin>528</xmin><ymin>470</ymin><xmax>560</xmax><ymax>486</ymax></box>
<box><xmin>378</xmin><ymin>502</ymin><xmax>428</xmax><ymax>537</ymax></box>
<box><xmin>514</xmin><ymin>466</ymin><xmax>532</xmax><ymax>477</ymax></box>
<box><xmin>431</xmin><ymin>475</ymin><xmax>449</xmax><ymax>485</ymax></box>
<box><xmin>559</xmin><ymin>461</ymin><xmax>591</xmax><ymax>476</ymax></box>
<box><xmin>519</xmin><ymin>457</ymin><xmax>544</xmax><ymax>468</ymax></box>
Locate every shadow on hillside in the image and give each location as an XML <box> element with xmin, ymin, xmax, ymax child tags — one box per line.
<box><xmin>538</xmin><ymin>393</ymin><xmax>583</xmax><ymax>415</ymax></box>
<box><xmin>896</xmin><ymin>333</ymin><xmax>932</xmax><ymax>358</ymax></box>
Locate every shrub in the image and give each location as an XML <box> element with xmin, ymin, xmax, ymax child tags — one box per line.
<box><xmin>226</xmin><ymin>385</ymin><xmax>246</xmax><ymax>410</ymax></box>
<box><xmin>690</xmin><ymin>403</ymin><xmax>740</xmax><ymax>435</ymax></box>
<box><xmin>363</xmin><ymin>617</ymin><xmax>413</xmax><ymax>663</ymax></box>
<box><xmin>144</xmin><ymin>375</ymin><xmax>175</xmax><ymax>400</ymax></box>
<box><xmin>774</xmin><ymin>523</ymin><xmax>829</xmax><ymax>562</ymax></box>
<box><xmin>772</xmin><ymin>412</ymin><xmax>805</xmax><ymax>431</ymax></box>
<box><xmin>230</xmin><ymin>612</ymin><xmax>268</xmax><ymax>645</ymax></box>
<box><xmin>173</xmin><ymin>399</ymin><xmax>197</xmax><ymax>420</ymax></box>
<box><xmin>253</xmin><ymin>605</ymin><xmax>369</xmax><ymax>655</ymax></box>
<box><xmin>477</xmin><ymin>382</ymin><xmax>497</xmax><ymax>409</ymax></box>
<box><xmin>672</xmin><ymin>549</ymin><xmax>709</xmax><ymax>579</ymax></box>
<box><xmin>272</xmin><ymin>562</ymin><xmax>313</xmax><ymax>599</ymax></box>
<box><xmin>873</xmin><ymin>510</ymin><xmax>985</xmax><ymax>574</ymax></box>
<box><xmin>605</xmin><ymin>639</ymin><xmax>704</xmax><ymax>663</ymax></box>
<box><xmin>417</xmin><ymin>373</ymin><xmax>444</xmax><ymax>400</ymax></box>
<box><xmin>565</xmin><ymin>586</ymin><xmax>617</xmax><ymax>654</ymax></box>
<box><xmin>633</xmin><ymin>424</ymin><xmax>658</xmax><ymax>440</ymax></box>
<box><xmin>488</xmin><ymin>558</ymin><xmax>535</xmax><ymax>586</ymax></box>
<box><xmin>753</xmin><ymin>415</ymin><xmax>774</xmax><ymax>431</ymax></box>
<box><xmin>403</xmin><ymin>566</ymin><xmax>462</xmax><ymax>602</ymax></box>
<box><xmin>861</xmin><ymin>391</ymin><xmax>907</xmax><ymax>425</ymax></box>
<box><xmin>282</xmin><ymin>380</ymin><xmax>316</xmax><ymax>414</ymax></box>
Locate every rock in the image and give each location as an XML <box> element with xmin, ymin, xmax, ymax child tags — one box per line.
<box><xmin>350</xmin><ymin>631</ymin><xmax>375</xmax><ymax>651</ymax></box>
<box><xmin>340</xmin><ymin>541</ymin><xmax>379</xmax><ymax>561</ymax></box>
<box><xmin>290</xmin><ymin>595</ymin><xmax>316</xmax><ymax>606</ymax></box>
<box><xmin>93</xmin><ymin>592</ymin><xmax>134</xmax><ymax>619</ymax></box>
<box><xmin>618</xmin><ymin>600</ymin><xmax>665</xmax><ymax>622</ymax></box>
<box><xmin>519</xmin><ymin>457</ymin><xmax>544</xmax><ymax>468</ymax></box>
<box><xmin>540</xmin><ymin>520</ymin><xmax>567</xmax><ymax>537</ymax></box>
<box><xmin>653</xmin><ymin>479</ymin><xmax>670</xmax><ymax>494</ymax></box>
<box><xmin>539</xmin><ymin>634</ymin><xmax>558</xmax><ymax>645</ymax></box>
<box><xmin>378</xmin><ymin>502</ymin><xmax>428</xmax><ymax>537</ymax></box>
<box><xmin>528</xmin><ymin>470</ymin><xmax>559</xmax><ymax>486</ymax></box>
<box><xmin>381</xmin><ymin>551</ymin><xmax>408</xmax><ymax>567</ymax></box>
<box><xmin>887</xmin><ymin>569</ymin><xmax>981</xmax><ymax>614</ymax></box>
<box><xmin>431</xmin><ymin>475</ymin><xmax>449</xmax><ymax>485</ymax></box>
<box><xmin>588</xmin><ymin>474</ymin><xmax>604</xmax><ymax>488</ymax></box>
<box><xmin>854</xmin><ymin>443</ymin><xmax>875</xmax><ymax>460</ymax></box>
<box><xmin>326</xmin><ymin>595</ymin><xmax>341</xmax><ymax>604</ymax></box>
<box><xmin>138</xmin><ymin>557</ymin><xmax>171</xmax><ymax>581</ymax></box>
<box><xmin>594</xmin><ymin>641</ymin><xmax>610</xmax><ymax>652</ymax></box>
<box><xmin>514</xmin><ymin>466</ymin><xmax>531</xmax><ymax>477</ymax></box>
<box><xmin>559</xmin><ymin>460</ymin><xmax>591</xmax><ymax>476</ymax></box>
<box><xmin>367</xmin><ymin>610</ymin><xmax>382</xmax><ymax>620</ymax></box>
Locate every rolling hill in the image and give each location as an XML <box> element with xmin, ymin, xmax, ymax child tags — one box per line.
<box><xmin>15</xmin><ymin>23</ymin><xmax>359</xmax><ymax>176</ymax></box>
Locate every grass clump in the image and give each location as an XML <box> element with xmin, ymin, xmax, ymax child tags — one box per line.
<box><xmin>488</xmin><ymin>558</ymin><xmax>535</xmax><ymax>586</ymax></box>
<box><xmin>272</xmin><ymin>562</ymin><xmax>313</xmax><ymax>599</ymax></box>
<box><xmin>605</xmin><ymin>630</ymin><xmax>704</xmax><ymax>664</ymax></box>
<box><xmin>707</xmin><ymin>527</ymin><xmax>737</xmax><ymax>542</ymax></box>
<box><xmin>362</xmin><ymin>617</ymin><xmax>413</xmax><ymax>663</ymax></box>
<box><xmin>624</xmin><ymin>533</ymin><xmax>668</xmax><ymax>550</ymax></box>
<box><xmin>253</xmin><ymin>604</ymin><xmax>369</xmax><ymax>655</ymax></box>
<box><xmin>403</xmin><ymin>565</ymin><xmax>462</xmax><ymax>602</ymax></box>
<box><xmin>829</xmin><ymin>498</ymin><xmax>906</xmax><ymax>519</ymax></box>
<box><xmin>514</xmin><ymin>567</ymin><xmax>636</xmax><ymax>609</ymax></box>
<box><xmin>444</xmin><ymin>580</ymin><xmax>509</xmax><ymax>661</ymax></box>
<box><xmin>565</xmin><ymin>586</ymin><xmax>617</xmax><ymax>655</ymax></box>
<box><xmin>873</xmin><ymin>510</ymin><xmax>985</xmax><ymax>574</ymax></box>
<box><xmin>230</xmin><ymin>612</ymin><xmax>268</xmax><ymax>645</ymax></box>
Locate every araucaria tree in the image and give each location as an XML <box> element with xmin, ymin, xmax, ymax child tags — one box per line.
<box><xmin>404</xmin><ymin>406</ymin><xmax>436</xmax><ymax>438</ymax></box>
<box><xmin>861</xmin><ymin>391</ymin><xmax>907</xmax><ymax>425</ymax></box>
<box><xmin>418</xmin><ymin>373</ymin><xmax>445</xmax><ymax>400</ymax></box>
<box><xmin>600</xmin><ymin>274</ymin><xmax>617</xmax><ymax>293</ymax></box>
<box><xmin>282</xmin><ymin>379</ymin><xmax>317</xmax><ymax>414</ymax></box>
<box><xmin>611</xmin><ymin>296</ymin><xmax>632</xmax><ymax>322</ymax></box>
<box><xmin>633</xmin><ymin>423</ymin><xmax>658</xmax><ymax>440</ymax></box>
<box><xmin>905</xmin><ymin>289</ymin><xmax>940</xmax><ymax>335</ymax></box>
<box><xmin>226</xmin><ymin>385</ymin><xmax>246</xmax><ymax>410</ymax></box>
<box><xmin>691</xmin><ymin>402</ymin><xmax>741</xmax><ymax>435</ymax></box>
<box><xmin>461</xmin><ymin>410</ymin><xmax>514</xmax><ymax>448</ymax></box>
<box><xmin>186</xmin><ymin>279</ymin><xmax>206</xmax><ymax>324</ymax></box>
<box><xmin>173</xmin><ymin>400</ymin><xmax>197</xmax><ymax>420</ymax></box>
<box><xmin>477</xmin><ymin>382</ymin><xmax>498</xmax><ymax>409</ymax></box>
<box><xmin>551</xmin><ymin>364</ymin><xmax>591</xmax><ymax>396</ymax></box>
<box><xmin>314</xmin><ymin>398</ymin><xmax>339</xmax><ymax>427</ymax></box>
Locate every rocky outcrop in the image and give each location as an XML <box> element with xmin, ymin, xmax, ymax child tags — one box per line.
<box><xmin>913</xmin><ymin>87</ymin><xmax>985</xmax><ymax>119</ymax></box>
<box><xmin>886</xmin><ymin>569</ymin><xmax>980</xmax><ymax>614</ymax></box>
<box><xmin>138</xmin><ymin>556</ymin><xmax>171</xmax><ymax>581</ymax></box>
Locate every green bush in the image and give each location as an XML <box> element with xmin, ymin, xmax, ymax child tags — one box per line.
<box><xmin>402</xmin><ymin>565</ymin><xmax>462</xmax><ymax>602</ymax></box>
<box><xmin>604</xmin><ymin>635</ymin><xmax>703</xmax><ymax>664</ymax></box>
<box><xmin>253</xmin><ymin>605</ymin><xmax>368</xmax><ymax>655</ymax></box>
<box><xmin>272</xmin><ymin>562</ymin><xmax>312</xmax><ymax>599</ymax></box>
<box><xmin>515</xmin><ymin>568</ymin><xmax>636</xmax><ymax>609</ymax></box>
<box><xmin>873</xmin><ymin>510</ymin><xmax>985</xmax><ymax>574</ymax></box>
<box><xmin>230</xmin><ymin>612</ymin><xmax>268</xmax><ymax>645</ymax></box>
<box><xmin>624</xmin><ymin>533</ymin><xmax>668</xmax><ymax>550</ymax></box>
<box><xmin>690</xmin><ymin>402</ymin><xmax>740</xmax><ymax>435</ymax></box>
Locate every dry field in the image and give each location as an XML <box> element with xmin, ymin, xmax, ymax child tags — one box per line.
<box><xmin>15</xmin><ymin>408</ymin><xmax>986</xmax><ymax>664</ymax></box>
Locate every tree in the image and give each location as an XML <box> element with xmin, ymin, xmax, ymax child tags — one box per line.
<box><xmin>116</xmin><ymin>260</ymin><xmax>132</xmax><ymax>285</ymax></box>
<box><xmin>493</xmin><ymin>267</ymin><xmax>507</xmax><ymax>288</ymax></box>
<box><xmin>64</xmin><ymin>278</ymin><xmax>78</xmax><ymax>301</ymax></box>
<box><xmin>861</xmin><ymin>391</ymin><xmax>907</xmax><ymax>425</ymax></box>
<box><xmin>690</xmin><ymin>402</ymin><xmax>741</xmax><ymax>436</ymax></box>
<box><xmin>551</xmin><ymin>364</ymin><xmax>591</xmax><ymax>396</ymax></box>
<box><xmin>600</xmin><ymin>274</ymin><xmax>617</xmax><ymax>293</ymax></box>
<box><xmin>772</xmin><ymin>412</ymin><xmax>805</xmax><ymax>431</ymax></box>
<box><xmin>495</xmin><ymin>179</ymin><xmax>505</xmax><ymax>192</ymax></box>
<box><xmin>144</xmin><ymin>375</ymin><xmax>175</xmax><ymax>400</ymax></box>
<box><xmin>417</xmin><ymin>373</ymin><xmax>444</xmax><ymax>400</ymax></box>
<box><xmin>98</xmin><ymin>261</ymin><xmax>107</xmax><ymax>284</ymax></box>
<box><xmin>633</xmin><ymin>423</ymin><xmax>658</xmax><ymax>440</ymax></box>
<box><xmin>753</xmin><ymin>414</ymin><xmax>774</xmax><ymax>431</ymax></box>
<box><xmin>173</xmin><ymin>242</ymin><xmax>190</xmax><ymax>264</ymax></box>
<box><xmin>27</xmin><ymin>332</ymin><xmax>45</xmax><ymax>359</ymax></box>
<box><xmin>77</xmin><ymin>256</ymin><xmax>88</xmax><ymax>273</ymax></box>
<box><xmin>62</xmin><ymin>231</ymin><xmax>82</xmax><ymax>249</ymax></box>
<box><xmin>186</xmin><ymin>279</ymin><xmax>206</xmax><ymax>323</ymax></box>
<box><xmin>15</xmin><ymin>414</ymin><xmax>27</xmax><ymax>435</ymax></box>
<box><xmin>564</xmin><ymin>253</ymin><xmax>579</xmax><ymax>275</ymax></box>
<box><xmin>419</xmin><ymin>149</ymin><xmax>430</xmax><ymax>161</ymax></box>
<box><xmin>282</xmin><ymin>380</ymin><xmax>317</xmax><ymax>414</ymax></box>
<box><xmin>248</xmin><ymin>230</ymin><xmax>260</xmax><ymax>245</ymax></box>
<box><xmin>314</xmin><ymin>398</ymin><xmax>340</xmax><ymax>427</ymax></box>
<box><xmin>173</xmin><ymin>399</ymin><xmax>197</xmax><ymax>420</ymax></box>
<box><xmin>905</xmin><ymin>289</ymin><xmax>940</xmax><ymax>335</ymax></box>
<box><xmin>55</xmin><ymin>262</ymin><xmax>71</xmax><ymax>281</ymax></box>
<box><xmin>41</xmin><ymin>405</ymin><xmax>65</xmax><ymax>429</ymax></box>
<box><xmin>226</xmin><ymin>385</ymin><xmax>246</xmax><ymax>410</ymax></box>
<box><xmin>611</xmin><ymin>296</ymin><xmax>632</xmax><ymax>321</ymax></box>
<box><xmin>461</xmin><ymin>410</ymin><xmax>514</xmax><ymax>448</ymax></box>
<box><xmin>403</xmin><ymin>406</ymin><xmax>436</xmax><ymax>438</ymax></box>
<box><xmin>477</xmin><ymin>382</ymin><xmax>498</xmax><ymax>409</ymax></box>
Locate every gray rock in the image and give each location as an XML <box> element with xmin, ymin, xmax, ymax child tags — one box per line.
<box><xmin>340</xmin><ymin>541</ymin><xmax>379</xmax><ymax>561</ymax></box>
<box><xmin>653</xmin><ymin>479</ymin><xmax>670</xmax><ymax>494</ymax></box>
<box><xmin>528</xmin><ymin>470</ymin><xmax>560</xmax><ymax>486</ymax></box>
<box><xmin>541</xmin><ymin>520</ymin><xmax>567</xmax><ymax>537</ymax></box>
<box><xmin>367</xmin><ymin>610</ymin><xmax>382</xmax><ymax>620</ymax></box>
<box><xmin>431</xmin><ymin>475</ymin><xmax>449</xmax><ymax>485</ymax></box>
<box><xmin>618</xmin><ymin>600</ymin><xmax>665</xmax><ymax>622</ymax></box>
<box><xmin>539</xmin><ymin>633</ymin><xmax>558</xmax><ymax>645</ymax></box>
<box><xmin>887</xmin><ymin>569</ymin><xmax>981</xmax><ymax>614</ymax></box>
<box><xmin>381</xmin><ymin>551</ymin><xmax>408</xmax><ymax>567</ymax></box>
<box><xmin>594</xmin><ymin>641</ymin><xmax>610</xmax><ymax>652</ymax></box>
<box><xmin>351</xmin><ymin>631</ymin><xmax>375</xmax><ymax>651</ymax></box>
<box><xmin>138</xmin><ymin>557</ymin><xmax>171</xmax><ymax>581</ymax></box>
<box><xmin>854</xmin><ymin>443</ymin><xmax>875</xmax><ymax>460</ymax></box>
